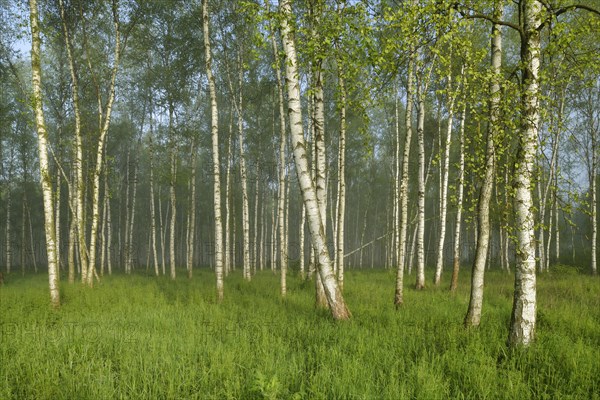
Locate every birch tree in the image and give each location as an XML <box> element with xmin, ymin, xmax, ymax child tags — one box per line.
<box><xmin>263</xmin><ymin>0</ymin><xmax>288</xmax><ymax>292</ymax></box>
<box><xmin>29</xmin><ymin>0</ymin><xmax>60</xmax><ymax>307</ymax></box>
<box><xmin>465</xmin><ymin>3</ymin><xmax>503</xmax><ymax>327</ymax></box>
<box><xmin>203</xmin><ymin>0</ymin><xmax>224</xmax><ymax>301</ymax></box>
<box><xmin>279</xmin><ymin>0</ymin><xmax>350</xmax><ymax>320</ymax></box>
<box><xmin>394</xmin><ymin>0</ymin><xmax>416</xmax><ymax>306</ymax></box>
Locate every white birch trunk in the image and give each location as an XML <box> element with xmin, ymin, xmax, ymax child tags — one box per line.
<box><xmin>187</xmin><ymin>138</ymin><xmax>197</xmax><ymax>279</ymax></box>
<box><xmin>508</xmin><ymin>0</ymin><xmax>541</xmax><ymax>347</ymax></box>
<box><xmin>29</xmin><ymin>0</ymin><xmax>59</xmax><ymax>306</ymax></box>
<box><xmin>149</xmin><ymin>122</ymin><xmax>159</xmax><ymax>276</ymax></box>
<box><xmin>168</xmin><ymin>104</ymin><xmax>177</xmax><ymax>280</ymax></box>
<box><xmin>280</xmin><ymin>0</ymin><xmax>350</xmax><ymax>320</ymax></box>
<box><xmin>224</xmin><ymin>117</ymin><xmax>233</xmax><ymax>276</ymax></box>
<box><xmin>5</xmin><ymin>176</ymin><xmax>11</xmax><ymax>274</ymax></box>
<box><xmin>236</xmin><ymin>57</ymin><xmax>251</xmax><ymax>282</ymax></box>
<box><xmin>59</xmin><ymin>0</ymin><xmax>88</xmax><ymax>283</ymax></box>
<box><xmin>416</xmin><ymin>79</ymin><xmax>426</xmax><ymax>290</ymax></box>
<box><xmin>253</xmin><ymin>172</ymin><xmax>259</xmax><ymax>273</ymax></box>
<box><xmin>434</xmin><ymin>65</ymin><xmax>458</xmax><ymax>285</ymax></box>
<box><xmin>203</xmin><ymin>0</ymin><xmax>224</xmax><ymax>300</ymax></box>
<box><xmin>591</xmin><ymin>118</ymin><xmax>597</xmax><ymax>275</ymax></box>
<box><xmin>465</xmin><ymin>6</ymin><xmax>502</xmax><ymax>327</ymax></box>
<box><xmin>86</xmin><ymin>0</ymin><xmax>121</xmax><ymax>285</ymax></box>
<box><xmin>394</xmin><ymin>58</ymin><xmax>414</xmax><ymax>305</ymax></box>
<box><xmin>300</xmin><ymin>203</ymin><xmax>306</xmax><ymax>279</ymax></box>
<box><xmin>450</xmin><ymin>102</ymin><xmax>467</xmax><ymax>291</ymax></box>
<box><xmin>336</xmin><ymin>73</ymin><xmax>346</xmax><ymax>291</ymax></box>
<box><xmin>127</xmin><ymin>149</ymin><xmax>139</xmax><ymax>273</ymax></box>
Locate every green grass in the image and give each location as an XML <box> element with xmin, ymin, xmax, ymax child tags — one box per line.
<box><xmin>1</xmin><ymin>267</ymin><xmax>599</xmax><ymax>399</ymax></box>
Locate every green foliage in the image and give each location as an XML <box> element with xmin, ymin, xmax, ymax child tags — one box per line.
<box><xmin>1</xmin><ymin>269</ymin><xmax>598</xmax><ymax>399</ymax></box>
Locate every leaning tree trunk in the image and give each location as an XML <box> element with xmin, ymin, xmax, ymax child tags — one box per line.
<box><xmin>465</xmin><ymin>5</ymin><xmax>502</xmax><ymax>327</ymax></box>
<box><xmin>29</xmin><ymin>0</ymin><xmax>59</xmax><ymax>307</ymax></box>
<box><xmin>203</xmin><ymin>0</ymin><xmax>224</xmax><ymax>301</ymax></box>
<box><xmin>86</xmin><ymin>0</ymin><xmax>121</xmax><ymax>286</ymax></box>
<box><xmin>59</xmin><ymin>0</ymin><xmax>87</xmax><ymax>283</ymax></box>
<box><xmin>280</xmin><ymin>0</ymin><xmax>350</xmax><ymax>320</ymax></box>
<box><xmin>508</xmin><ymin>0</ymin><xmax>541</xmax><ymax>347</ymax></box>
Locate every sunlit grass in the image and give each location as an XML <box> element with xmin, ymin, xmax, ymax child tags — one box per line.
<box><xmin>1</xmin><ymin>267</ymin><xmax>598</xmax><ymax>399</ymax></box>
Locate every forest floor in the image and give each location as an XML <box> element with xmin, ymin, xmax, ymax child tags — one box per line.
<box><xmin>0</xmin><ymin>266</ymin><xmax>598</xmax><ymax>399</ymax></box>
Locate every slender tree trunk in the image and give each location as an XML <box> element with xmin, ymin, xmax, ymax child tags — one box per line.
<box><xmin>104</xmin><ymin>186</ymin><xmax>112</xmax><ymax>275</ymax></box>
<box><xmin>554</xmin><ymin>173</ymin><xmax>560</xmax><ymax>262</ymax></box>
<box><xmin>224</xmin><ymin>114</ymin><xmax>233</xmax><ymax>276</ymax></box>
<box><xmin>395</xmin><ymin>6</ymin><xmax>418</xmax><ymax>303</ymax></box>
<box><xmin>149</xmin><ymin>121</ymin><xmax>159</xmax><ymax>276</ymax></box>
<box><xmin>434</xmin><ymin>64</ymin><xmax>458</xmax><ymax>285</ymax></box>
<box><xmin>300</xmin><ymin>203</ymin><xmax>306</xmax><ymax>279</ymax></box>
<box><xmin>55</xmin><ymin>166</ymin><xmax>61</xmax><ymax>270</ymax></box>
<box><xmin>450</xmin><ymin>102</ymin><xmax>467</xmax><ymax>291</ymax></box>
<box><xmin>266</xmin><ymin>12</ymin><xmax>288</xmax><ymax>293</ymax></box>
<box><xmin>416</xmin><ymin>78</ymin><xmax>426</xmax><ymax>290</ymax></box>
<box><xmin>68</xmin><ymin>199</ymin><xmax>75</xmax><ymax>282</ymax></box>
<box><xmin>187</xmin><ymin>137</ymin><xmax>197</xmax><ymax>279</ymax></box>
<box><xmin>85</xmin><ymin>0</ymin><xmax>121</xmax><ymax>286</ymax></box>
<box><xmin>59</xmin><ymin>0</ymin><xmax>88</xmax><ymax>283</ymax></box>
<box><xmin>100</xmin><ymin>174</ymin><xmax>107</xmax><ymax>276</ymax></box>
<box><xmin>280</xmin><ymin>0</ymin><xmax>350</xmax><ymax>320</ymax></box>
<box><xmin>124</xmin><ymin>149</ymin><xmax>131</xmax><ymax>272</ymax></box>
<box><xmin>508</xmin><ymin>0</ymin><xmax>541</xmax><ymax>347</ymax></box>
<box><xmin>5</xmin><ymin>172</ymin><xmax>11</xmax><ymax>274</ymax></box>
<box><xmin>159</xmin><ymin>189</ymin><xmax>166</xmax><ymax>275</ymax></box>
<box><xmin>29</xmin><ymin>0</ymin><xmax>59</xmax><ymax>306</ymax></box>
<box><xmin>234</xmin><ymin>55</ymin><xmax>251</xmax><ymax>282</ymax></box>
<box><xmin>465</xmin><ymin>6</ymin><xmax>502</xmax><ymax>327</ymax></box>
<box><xmin>253</xmin><ymin>172</ymin><xmax>259</xmax><ymax>273</ymax></box>
<box><xmin>203</xmin><ymin>0</ymin><xmax>224</xmax><ymax>300</ymax></box>
<box><xmin>168</xmin><ymin>103</ymin><xmax>177</xmax><ymax>280</ymax></box>
<box><xmin>591</xmin><ymin>116</ymin><xmax>597</xmax><ymax>275</ymax></box>
<box><xmin>21</xmin><ymin>194</ymin><xmax>27</xmax><ymax>273</ymax></box>
<box><xmin>127</xmin><ymin>147</ymin><xmax>139</xmax><ymax>273</ymax></box>
<box><xmin>336</xmin><ymin>73</ymin><xmax>347</xmax><ymax>291</ymax></box>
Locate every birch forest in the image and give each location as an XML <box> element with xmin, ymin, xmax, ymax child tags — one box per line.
<box><xmin>1</xmin><ymin>0</ymin><xmax>599</xmax><ymax>398</ymax></box>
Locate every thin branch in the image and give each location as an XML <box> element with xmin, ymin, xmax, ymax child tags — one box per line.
<box><xmin>456</xmin><ymin>6</ymin><xmax>524</xmax><ymax>39</ymax></box>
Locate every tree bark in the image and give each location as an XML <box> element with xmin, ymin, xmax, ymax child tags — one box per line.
<box><xmin>280</xmin><ymin>0</ymin><xmax>350</xmax><ymax>320</ymax></box>
<box><xmin>450</xmin><ymin>102</ymin><xmax>467</xmax><ymax>291</ymax></box>
<box><xmin>29</xmin><ymin>0</ymin><xmax>60</xmax><ymax>307</ymax></box>
<box><xmin>85</xmin><ymin>0</ymin><xmax>121</xmax><ymax>286</ymax></box>
<box><xmin>203</xmin><ymin>0</ymin><xmax>224</xmax><ymax>301</ymax></box>
<box><xmin>508</xmin><ymin>0</ymin><xmax>541</xmax><ymax>347</ymax></box>
<box><xmin>416</xmin><ymin>76</ymin><xmax>426</xmax><ymax>290</ymax></box>
<box><xmin>168</xmin><ymin>103</ymin><xmax>177</xmax><ymax>280</ymax></box>
<box><xmin>187</xmin><ymin>136</ymin><xmax>197</xmax><ymax>279</ymax></box>
<box><xmin>336</xmin><ymin>72</ymin><xmax>347</xmax><ymax>291</ymax></box>
<box><xmin>394</xmin><ymin>54</ymin><xmax>415</xmax><ymax>307</ymax></box>
<box><xmin>59</xmin><ymin>0</ymin><xmax>88</xmax><ymax>283</ymax></box>
<box><xmin>434</xmin><ymin>64</ymin><xmax>458</xmax><ymax>285</ymax></box>
<box><xmin>465</xmin><ymin>5</ymin><xmax>502</xmax><ymax>327</ymax></box>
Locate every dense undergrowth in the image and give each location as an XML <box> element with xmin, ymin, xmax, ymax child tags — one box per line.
<box><xmin>1</xmin><ymin>267</ymin><xmax>598</xmax><ymax>399</ymax></box>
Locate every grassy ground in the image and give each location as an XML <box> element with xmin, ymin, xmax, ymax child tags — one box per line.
<box><xmin>0</xmin><ymin>267</ymin><xmax>598</xmax><ymax>399</ymax></box>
